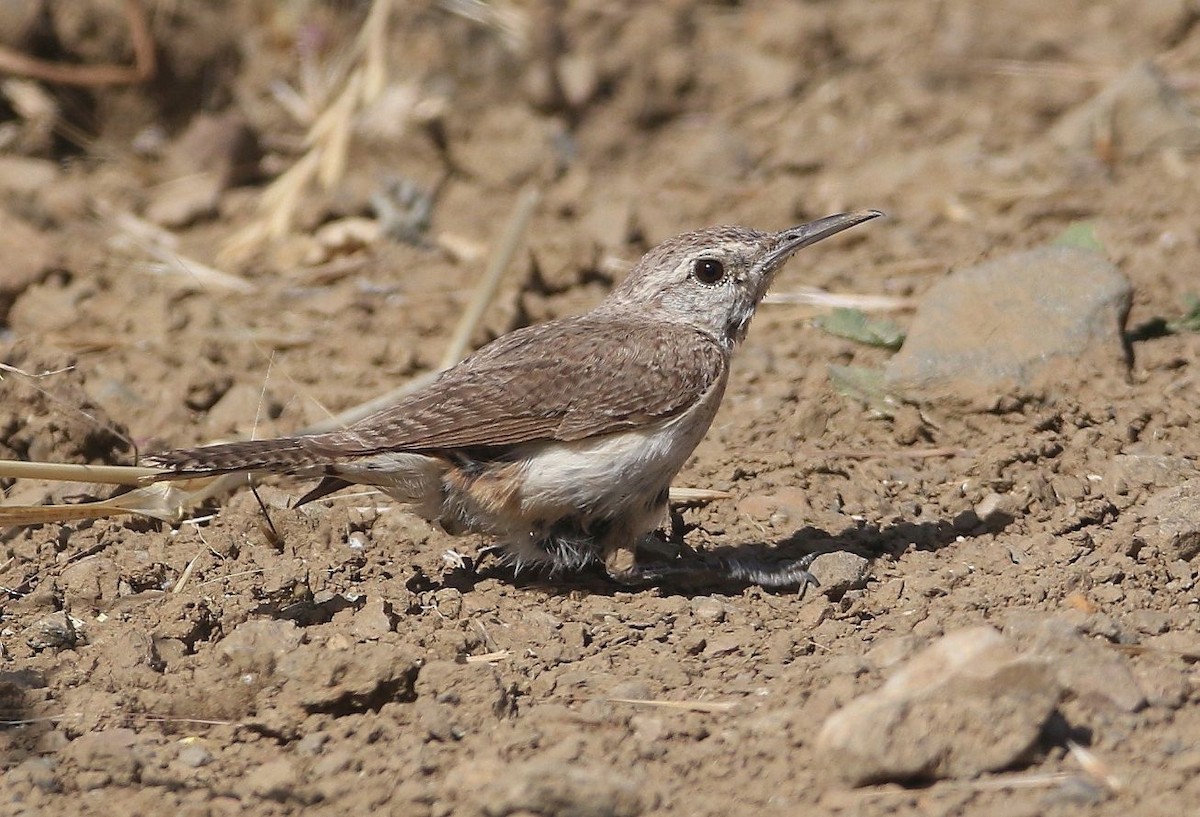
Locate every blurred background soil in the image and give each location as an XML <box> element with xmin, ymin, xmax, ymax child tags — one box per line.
<box><xmin>1</xmin><ymin>2</ymin><xmax>1200</xmax><ymax>815</ymax></box>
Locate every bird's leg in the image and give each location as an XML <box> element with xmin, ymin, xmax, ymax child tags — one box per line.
<box><xmin>601</xmin><ymin>491</ymin><xmax>668</xmax><ymax>581</ymax></box>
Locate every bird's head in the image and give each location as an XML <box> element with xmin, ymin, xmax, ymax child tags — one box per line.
<box><xmin>605</xmin><ymin>210</ymin><xmax>883</xmax><ymax>347</ymax></box>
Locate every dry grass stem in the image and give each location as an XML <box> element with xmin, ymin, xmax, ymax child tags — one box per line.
<box><xmin>1067</xmin><ymin>739</ymin><xmax>1123</xmax><ymax>792</ymax></box>
<box><xmin>607</xmin><ymin>698</ymin><xmax>738</xmax><ymax>713</ymax></box>
<box><xmin>1112</xmin><ymin>642</ymin><xmax>1200</xmax><ymax>661</ymax></box>
<box><xmin>977</xmin><ymin>59</ymin><xmax>1111</xmax><ymax>83</ymax></box>
<box><xmin>0</xmin><ymin>361</ymin><xmax>75</xmax><ymax>379</ymax></box>
<box><xmin>465</xmin><ymin>650</ymin><xmax>512</xmax><ymax>663</ymax></box>
<box><xmin>172</xmin><ymin>552</ymin><xmax>203</xmax><ymax>594</ymax></box>
<box><xmin>0</xmin><ymin>713</ymin><xmax>85</xmax><ymax>727</ymax></box>
<box><xmin>196</xmin><ymin>568</ymin><xmax>266</xmax><ymax>588</ymax></box>
<box><xmin>0</xmin><ymin>461</ymin><xmax>254</xmax><ymax>528</ymax></box>
<box><xmin>439</xmin><ymin>186</ymin><xmax>541</xmax><ymax>369</ymax></box>
<box><xmin>763</xmin><ymin>288</ymin><xmax>915</xmax><ymax>311</ymax></box>
<box><xmin>806</xmin><ymin>446</ymin><xmax>973</xmax><ymax>460</ymax></box>
<box><xmin>855</xmin><ymin>772</ymin><xmax>1077</xmax><ymax>799</ymax></box>
<box><xmin>667</xmin><ymin>487</ymin><xmax>731</xmax><ymax>503</ymax></box>
<box><xmin>965</xmin><ymin>772</ymin><xmax>1077</xmax><ymax>791</ymax></box>
<box><xmin>137</xmin><ymin>715</ymin><xmax>242</xmax><ymax>727</ymax></box>
<box><xmin>0</xmin><ymin>459</ymin><xmax>159</xmax><ymax>485</ymax></box>
<box><xmin>0</xmin><ymin>480</ymin><xmax>219</xmax><ymax>527</ymax></box>
<box><xmin>104</xmin><ymin>205</ymin><xmax>255</xmax><ymax>293</ymax></box>
<box><xmin>0</xmin><ymin>0</ymin><xmax>155</xmax><ymax>87</ymax></box>
<box><xmin>439</xmin><ymin>0</ymin><xmax>528</xmax><ymax>51</ymax></box>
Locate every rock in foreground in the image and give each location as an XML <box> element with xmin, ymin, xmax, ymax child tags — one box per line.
<box><xmin>816</xmin><ymin>627</ymin><xmax>1061</xmax><ymax>785</ymax></box>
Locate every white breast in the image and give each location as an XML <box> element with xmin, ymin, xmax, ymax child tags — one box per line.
<box><xmin>514</xmin><ymin>383</ymin><xmax>725</xmax><ymax>521</ymax></box>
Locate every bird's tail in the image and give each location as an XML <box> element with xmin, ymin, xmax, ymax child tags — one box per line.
<box><xmin>143</xmin><ymin>437</ymin><xmax>328</xmax><ymax>479</ymax></box>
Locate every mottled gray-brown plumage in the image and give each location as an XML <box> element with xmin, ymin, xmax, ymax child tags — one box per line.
<box><xmin>147</xmin><ymin>210</ymin><xmax>882</xmax><ymax>587</ymax></box>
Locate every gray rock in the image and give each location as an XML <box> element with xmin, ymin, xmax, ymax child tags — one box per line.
<box><xmin>974</xmin><ymin>492</ymin><xmax>1020</xmax><ymax>523</ymax></box>
<box><xmin>294</xmin><ymin>731</ymin><xmax>330</xmax><ymax>756</ymax></box>
<box><xmin>1018</xmin><ymin>618</ymin><xmax>1146</xmax><ymax>713</ymax></box>
<box><xmin>163</xmin><ymin>110</ymin><xmax>260</xmax><ymax>187</ymax></box>
<box><xmin>349</xmin><ymin>597</ymin><xmax>397</xmax><ymax>639</ymax></box>
<box><xmin>63</xmin><ymin>728</ymin><xmax>142</xmax><ymax>785</ymax></box>
<box><xmin>1052</xmin><ymin>61</ymin><xmax>1200</xmax><ymax>161</ymax></box>
<box><xmin>885</xmin><ymin>247</ymin><xmax>1131</xmax><ymax>395</ymax></box>
<box><xmin>24</xmin><ymin>611</ymin><xmax>82</xmax><ymax>651</ymax></box>
<box><xmin>217</xmin><ymin>619</ymin><xmax>303</xmax><ymax>674</ymax></box>
<box><xmin>1104</xmin><ymin>453</ymin><xmax>1199</xmax><ymax>496</ymax></box>
<box><xmin>0</xmin><ymin>209</ymin><xmax>56</xmax><ymax>322</ymax></box>
<box><xmin>240</xmin><ymin>758</ymin><xmax>298</xmax><ymax>802</ymax></box>
<box><xmin>689</xmin><ymin>596</ymin><xmax>726</xmax><ymax>623</ymax></box>
<box><xmin>176</xmin><ymin>742</ymin><xmax>214</xmax><ymax>768</ymax></box>
<box><xmin>1137</xmin><ymin>479</ymin><xmax>1200</xmax><ymax>561</ymax></box>
<box><xmin>808</xmin><ymin>552</ymin><xmax>870</xmax><ymax>599</ymax></box>
<box><xmin>1146</xmin><ymin>630</ymin><xmax>1200</xmax><ymax>661</ymax></box>
<box><xmin>703</xmin><ymin>634</ymin><xmax>744</xmax><ymax>657</ymax></box>
<box><xmin>146</xmin><ymin>110</ymin><xmax>260</xmax><ymax>227</ymax></box>
<box><xmin>59</xmin><ymin>557</ymin><xmax>121</xmax><ymax>610</ymax></box>
<box><xmin>413</xmin><ymin>659</ymin><xmax>513</xmax><ymax>724</ymax></box>
<box><xmin>1166</xmin><ymin>559</ymin><xmax>1195</xmax><ymax>588</ymax></box>
<box><xmin>484</xmin><ymin>759</ymin><xmax>651</xmax><ymax>817</ymax></box>
<box><xmin>275</xmin><ymin>641</ymin><xmax>420</xmax><ymax>713</ymax></box>
<box><xmin>7</xmin><ymin>756</ymin><xmax>59</xmax><ymax>793</ymax></box>
<box><xmin>816</xmin><ymin>626</ymin><xmax>1060</xmax><ymax>785</ymax></box>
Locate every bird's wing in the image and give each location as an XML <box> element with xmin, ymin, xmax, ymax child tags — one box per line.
<box><xmin>305</xmin><ymin>317</ymin><xmax>727</xmax><ymax>455</ymax></box>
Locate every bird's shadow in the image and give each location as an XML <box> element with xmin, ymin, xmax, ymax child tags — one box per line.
<box><xmin>246</xmin><ymin>511</ymin><xmax>1015</xmax><ymax>617</ymax></box>
<box><xmin>468</xmin><ymin>510</ymin><xmax>1015</xmax><ymax>599</ymax></box>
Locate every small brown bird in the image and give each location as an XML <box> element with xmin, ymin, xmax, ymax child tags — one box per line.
<box><xmin>147</xmin><ymin>210</ymin><xmax>882</xmax><ymax>587</ymax></box>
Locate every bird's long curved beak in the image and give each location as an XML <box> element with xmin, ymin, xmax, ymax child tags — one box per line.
<box><xmin>756</xmin><ymin>209</ymin><xmax>885</xmax><ymax>283</ymax></box>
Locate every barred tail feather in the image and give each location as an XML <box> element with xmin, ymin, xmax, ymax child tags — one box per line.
<box><xmin>144</xmin><ymin>437</ymin><xmax>325</xmax><ymax>478</ymax></box>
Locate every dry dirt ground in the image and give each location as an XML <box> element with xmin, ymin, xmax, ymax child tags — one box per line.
<box><xmin>2</xmin><ymin>2</ymin><xmax>1200</xmax><ymax>815</ymax></box>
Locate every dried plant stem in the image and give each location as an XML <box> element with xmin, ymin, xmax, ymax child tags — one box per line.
<box><xmin>0</xmin><ymin>459</ymin><xmax>157</xmax><ymax>485</ymax></box>
<box><xmin>172</xmin><ymin>552</ymin><xmax>202</xmax><ymax>594</ymax></box>
<box><xmin>977</xmin><ymin>59</ymin><xmax>1112</xmax><ymax>83</ymax></box>
<box><xmin>763</xmin><ymin>288</ymin><xmax>915</xmax><ymax>311</ymax></box>
<box><xmin>668</xmin><ymin>487</ymin><xmax>731</xmax><ymax>503</ymax></box>
<box><xmin>607</xmin><ymin>698</ymin><xmax>738</xmax><ymax>713</ymax></box>
<box><xmin>1067</xmin><ymin>739</ymin><xmax>1123</xmax><ymax>792</ymax></box>
<box><xmin>439</xmin><ymin>186</ymin><xmax>540</xmax><ymax>369</ymax></box>
<box><xmin>805</xmin><ymin>446</ymin><xmax>972</xmax><ymax>460</ymax></box>
<box><xmin>464</xmin><ymin>650</ymin><xmax>512</xmax><ymax>663</ymax></box>
<box><xmin>103</xmin><ymin>204</ymin><xmax>255</xmax><ymax>293</ymax></box>
<box><xmin>0</xmin><ymin>0</ymin><xmax>155</xmax><ymax>87</ymax></box>
<box><xmin>0</xmin><ymin>481</ymin><xmax>211</xmax><ymax>526</ymax></box>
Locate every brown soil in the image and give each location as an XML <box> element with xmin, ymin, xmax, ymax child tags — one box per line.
<box><xmin>3</xmin><ymin>2</ymin><xmax>1200</xmax><ymax>815</ymax></box>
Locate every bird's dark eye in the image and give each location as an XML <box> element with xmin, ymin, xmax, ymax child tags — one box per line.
<box><xmin>691</xmin><ymin>258</ymin><xmax>726</xmax><ymax>285</ymax></box>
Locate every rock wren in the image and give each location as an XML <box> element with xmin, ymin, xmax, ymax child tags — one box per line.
<box><xmin>147</xmin><ymin>210</ymin><xmax>882</xmax><ymax>587</ymax></box>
